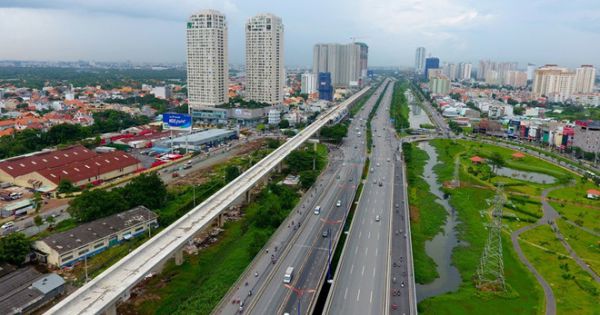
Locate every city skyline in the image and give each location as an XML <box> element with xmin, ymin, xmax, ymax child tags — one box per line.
<box><xmin>1</xmin><ymin>0</ymin><xmax>599</xmax><ymax>68</ymax></box>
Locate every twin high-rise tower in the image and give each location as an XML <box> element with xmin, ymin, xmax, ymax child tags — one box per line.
<box><xmin>186</xmin><ymin>10</ymin><xmax>229</xmax><ymax>108</ymax></box>
<box><xmin>186</xmin><ymin>10</ymin><xmax>284</xmax><ymax>113</ymax></box>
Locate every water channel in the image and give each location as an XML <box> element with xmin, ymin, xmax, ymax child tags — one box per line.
<box><xmin>408</xmin><ymin>102</ymin><xmax>432</xmax><ymax>129</ymax></box>
<box><xmin>415</xmin><ymin>142</ymin><xmax>463</xmax><ymax>301</ymax></box>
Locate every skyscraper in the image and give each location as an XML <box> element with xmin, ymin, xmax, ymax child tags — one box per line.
<box><xmin>415</xmin><ymin>47</ymin><xmax>426</xmax><ymax>74</ymax></box>
<box><xmin>245</xmin><ymin>13</ymin><xmax>284</xmax><ymax>105</ymax></box>
<box><xmin>447</xmin><ymin>63</ymin><xmax>457</xmax><ymax>81</ymax></box>
<box><xmin>458</xmin><ymin>62</ymin><xmax>472</xmax><ymax>80</ymax></box>
<box><xmin>301</xmin><ymin>72</ymin><xmax>316</xmax><ymax>94</ymax></box>
<box><xmin>318</xmin><ymin>72</ymin><xmax>333</xmax><ymax>101</ymax></box>
<box><xmin>574</xmin><ymin>65</ymin><xmax>596</xmax><ymax>94</ymax></box>
<box><xmin>532</xmin><ymin>65</ymin><xmax>576</xmax><ymax>101</ymax></box>
<box><xmin>313</xmin><ymin>43</ymin><xmax>367</xmax><ymax>88</ymax></box>
<box><xmin>186</xmin><ymin>10</ymin><xmax>228</xmax><ymax>108</ymax></box>
<box><xmin>424</xmin><ymin>57</ymin><xmax>440</xmax><ymax>77</ymax></box>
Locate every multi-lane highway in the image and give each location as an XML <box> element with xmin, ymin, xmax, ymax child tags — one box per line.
<box><xmin>325</xmin><ymin>79</ymin><xmax>398</xmax><ymax>315</ymax></box>
<box><xmin>213</xmin><ymin>81</ymin><xmax>388</xmax><ymax>315</ymax></box>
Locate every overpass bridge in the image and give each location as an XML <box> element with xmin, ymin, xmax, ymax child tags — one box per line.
<box><xmin>45</xmin><ymin>87</ymin><xmax>370</xmax><ymax>315</ymax></box>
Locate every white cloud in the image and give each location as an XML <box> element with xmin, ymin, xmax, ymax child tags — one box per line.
<box><xmin>356</xmin><ymin>0</ymin><xmax>494</xmax><ymax>35</ymax></box>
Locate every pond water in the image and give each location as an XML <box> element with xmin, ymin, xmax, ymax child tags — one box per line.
<box><xmin>408</xmin><ymin>103</ymin><xmax>432</xmax><ymax>129</ymax></box>
<box><xmin>494</xmin><ymin>166</ymin><xmax>556</xmax><ymax>184</ymax></box>
<box><xmin>415</xmin><ymin>142</ymin><xmax>462</xmax><ymax>302</ymax></box>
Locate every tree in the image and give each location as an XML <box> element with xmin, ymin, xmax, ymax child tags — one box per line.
<box><xmin>513</xmin><ymin>107</ymin><xmax>525</xmax><ymax>116</ymax></box>
<box><xmin>225</xmin><ymin>165</ymin><xmax>241</xmax><ymax>182</ymax></box>
<box><xmin>299</xmin><ymin>170</ymin><xmax>319</xmax><ymax>189</ymax></box>
<box><xmin>279</xmin><ymin>119</ymin><xmax>290</xmax><ymax>129</ymax></box>
<box><xmin>120</xmin><ymin>172</ymin><xmax>167</xmax><ymax>210</ymax></box>
<box><xmin>34</xmin><ymin>215</ymin><xmax>43</xmax><ymax>226</ymax></box>
<box><xmin>46</xmin><ymin>215</ymin><xmax>56</xmax><ymax>226</ymax></box>
<box><xmin>68</xmin><ymin>189</ymin><xmax>129</xmax><ymax>222</ymax></box>
<box><xmin>488</xmin><ymin>152</ymin><xmax>506</xmax><ymax>173</ymax></box>
<box><xmin>286</xmin><ymin>150</ymin><xmax>318</xmax><ymax>174</ymax></box>
<box><xmin>57</xmin><ymin>179</ymin><xmax>79</xmax><ymax>194</ymax></box>
<box><xmin>33</xmin><ymin>192</ymin><xmax>42</xmax><ymax>213</ymax></box>
<box><xmin>0</xmin><ymin>233</ymin><xmax>31</xmax><ymax>265</ymax></box>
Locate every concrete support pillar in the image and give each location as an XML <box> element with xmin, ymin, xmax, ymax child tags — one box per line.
<box><xmin>246</xmin><ymin>190</ymin><xmax>251</xmax><ymax>204</ymax></box>
<box><xmin>123</xmin><ymin>289</ymin><xmax>131</xmax><ymax>301</ymax></box>
<box><xmin>175</xmin><ymin>248</ymin><xmax>184</xmax><ymax>266</ymax></box>
<box><xmin>104</xmin><ymin>304</ymin><xmax>117</xmax><ymax>315</ymax></box>
<box><xmin>217</xmin><ymin>213</ymin><xmax>225</xmax><ymax>227</ymax></box>
<box><xmin>277</xmin><ymin>162</ymin><xmax>283</xmax><ymax>173</ymax></box>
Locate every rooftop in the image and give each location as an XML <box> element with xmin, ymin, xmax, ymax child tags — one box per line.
<box><xmin>0</xmin><ymin>145</ymin><xmax>95</xmax><ymax>178</ymax></box>
<box><xmin>38</xmin><ymin>206</ymin><xmax>157</xmax><ymax>254</ymax></box>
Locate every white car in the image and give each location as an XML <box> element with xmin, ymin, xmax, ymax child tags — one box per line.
<box><xmin>1</xmin><ymin>221</ymin><xmax>14</xmax><ymax>229</ymax></box>
<box><xmin>336</xmin><ymin>200</ymin><xmax>341</xmax><ymax>207</ymax></box>
<box><xmin>375</xmin><ymin>215</ymin><xmax>381</xmax><ymax>222</ymax></box>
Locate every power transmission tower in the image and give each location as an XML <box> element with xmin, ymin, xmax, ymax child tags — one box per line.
<box><xmin>476</xmin><ymin>183</ymin><xmax>506</xmax><ymax>291</ymax></box>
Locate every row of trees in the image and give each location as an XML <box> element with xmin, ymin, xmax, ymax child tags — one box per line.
<box><xmin>0</xmin><ymin>110</ymin><xmax>150</xmax><ymax>159</ymax></box>
<box><xmin>68</xmin><ymin>172</ymin><xmax>167</xmax><ymax>222</ymax></box>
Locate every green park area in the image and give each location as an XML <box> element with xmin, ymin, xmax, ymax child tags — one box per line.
<box><xmin>412</xmin><ymin>138</ymin><xmax>599</xmax><ymax>315</ymax></box>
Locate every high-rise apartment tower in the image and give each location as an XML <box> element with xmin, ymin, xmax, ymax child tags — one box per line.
<box><xmin>245</xmin><ymin>13</ymin><xmax>284</xmax><ymax>105</ymax></box>
<box><xmin>186</xmin><ymin>10</ymin><xmax>228</xmax><ymax>108</ymax></box>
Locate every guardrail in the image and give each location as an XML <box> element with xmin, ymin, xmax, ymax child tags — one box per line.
<box><xmin>45</xmin><ymin>86</ymin><xmax>370</xmax><ymax>315</ymax></box>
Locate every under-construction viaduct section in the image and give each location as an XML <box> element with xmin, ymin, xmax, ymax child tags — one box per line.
<box><xmin>45</xmin><ymin>87</ymin><xmax>370</xmax><ymax>315</ymax></box>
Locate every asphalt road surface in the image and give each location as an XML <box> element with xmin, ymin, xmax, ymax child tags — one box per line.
<box><xmin>213</xmin><ymin>83</ymin><xmax>386</xmax><ymax>315</ymax></box>
<box><xmin>325</xmin><ymin>79</ymin><xmax>397</xmax><ymax>315</ymax></box>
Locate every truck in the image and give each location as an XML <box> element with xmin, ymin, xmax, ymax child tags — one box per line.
<box><xmin>283</xmin><ymin>266</ymin><xmax>294</xmax><ymax>284</ymax></box>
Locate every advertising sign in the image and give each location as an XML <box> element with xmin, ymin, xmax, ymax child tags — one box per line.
<box><xmin>163</xmin><ymin>113</ymin><xmax>192</xmax><ymax>131</ymax></box>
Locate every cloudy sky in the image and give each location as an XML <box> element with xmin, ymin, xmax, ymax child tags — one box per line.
<box><xmin>0</xmin><ymin>0</ymin><xmax>599</xmax><ymax>68</ymax></box>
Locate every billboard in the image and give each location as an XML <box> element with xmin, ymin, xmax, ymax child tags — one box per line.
<box><xmin>163</xmin><ymin>113</ymin><xmax>192</xmax><ymax>131</ymax></box>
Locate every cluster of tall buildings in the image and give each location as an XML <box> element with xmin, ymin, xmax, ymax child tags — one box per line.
<box><xmin>312</xmin><ymin>42</ymin><xmax>369</xmax><ymax>88</ymax></box>
<box><xmin>186</xmin><ymin>10</ymin><xmax>285</xmax><ymax>117</ymax></box>
<box><xmin>476</xmin><ymin>60</ymin><xmax>528</xmax><ymax>87</ymax></box>
<box><xmin>532</xmin><ymin>64</ymin><xmax>596</xmax><ymax>101</ymax></box>
<box><xmin>414</xmin><ymin>47</ymin><xmax>472</xmax><ymax>83</ymax></box>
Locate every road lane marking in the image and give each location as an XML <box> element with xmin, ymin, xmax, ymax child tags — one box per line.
<box><xmin>344</xmin><ymin>287</ymin><xmax>348</xmax><ymax>300</ymax></box>
<box><xmin>362</xmin><ymin>265</ymin><xmax>365</xmax><ymax>276</ymax></box>
<box><xmin>355</xmin><ymin>246</ymin><xmax>359</xmax><ymax>255</ymax></box>
<box><xmin>370</xmin><ymin>290</ymin><xmax>373</xmax><ymax>304</ymax></box>
<box><xmin>365</xmin><ymin>247</ymin><xmax>368</xmax><ymax>256</ymax></box>
<box><xmin>375</xmin><ymin>247</ymin><xmax>378</xmax><ymax>257</ymax></box>
<box><xmin>359</xmin><ymin>231</ymin><xmax>362</xmax><ymax>239</ymax></box>
<box><xmin>357</xmin><ymin>289</ymin><xmax>361</xmax><ymax>301</ymax></box>
<box><xmin>368</xmin><ymin>231</ymin><xmax>371</xmax><ymax>239</ymax></box>
<box><xmin>373</xmin><ymin>266</ymin><xmax>377</xmax><ymax>277</ymax></box>
<box><xmin>350</xmin><ymin>264</ymin><xmax>354</xmax><ymax>274</ymax></box>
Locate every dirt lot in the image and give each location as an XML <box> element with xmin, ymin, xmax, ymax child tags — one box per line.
<box><xmin>169</xmin><ymin>139</ymin><xmax>265</xmax><ymax>187</ymax></box>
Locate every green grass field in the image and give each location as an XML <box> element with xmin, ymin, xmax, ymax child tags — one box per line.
<box><xmin>519</xmin><ymin>224</ymin><xmax>600</xmax><ymax>314</ymax></box>
<box><xmin>556</xmin><ymin>219</ymin><xmax>600</xmax><ymax>275</ymax></box>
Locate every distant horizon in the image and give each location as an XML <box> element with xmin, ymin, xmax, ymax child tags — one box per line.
<box><xmin>1</xmin><ymin>59</ymin><xmax>597</xmax><ymax>72</ymax></box>
<box><xmin>0</xmin><ymin>1</ymin><xmax>598</xmax><ymax>69</ymax></box>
